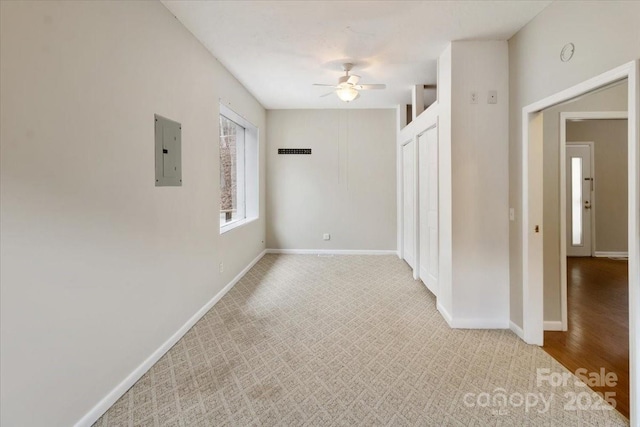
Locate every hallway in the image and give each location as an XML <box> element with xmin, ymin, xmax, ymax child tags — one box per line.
<box><xmin>543</xmin><ymin>257</ymin><xmax>629</xmax><ymax>419</ymax></box>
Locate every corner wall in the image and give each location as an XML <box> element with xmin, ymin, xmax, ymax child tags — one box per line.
<box><xmin>0</xmin><ymin>2</ymin><xmax>266</xmax><ymax>425</ymax></box>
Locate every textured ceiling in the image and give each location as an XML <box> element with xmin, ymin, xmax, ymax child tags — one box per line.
<box><xmin>162</xmin><ymin>1</ymin><xmax>551</xmax><ymax>109</ymax></box>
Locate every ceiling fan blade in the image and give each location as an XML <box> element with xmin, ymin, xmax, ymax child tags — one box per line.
<box><xmin>347</xmin><ymin>74</ymin><xmax>360</xmax><ymax>85</ymax></box>
<box><xmin>320</xmin><ymin>91</ymin><xmax>336</xmax><ymax>97</ymax></box>
<box><xmin>313</xmin><ymin>83</ymin><xmax>337</xmax><ymax>87</ymax></box>
<box><xmin>354</xmin><ymin>84</ymin><xmax>386</xmax><ymax>90</ymax></box>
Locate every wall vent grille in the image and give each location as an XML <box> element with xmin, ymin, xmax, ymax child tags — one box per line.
<box><xmin>278</xmin><ymin>148</ymin><xmax>311</xmax><ymax>155</ymax></box>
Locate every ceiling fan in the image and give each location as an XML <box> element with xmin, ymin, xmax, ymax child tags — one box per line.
<box><xmin>313</xmin><ymin>63</ymin><xmax>386</xmax><ymax>102</ymax></box>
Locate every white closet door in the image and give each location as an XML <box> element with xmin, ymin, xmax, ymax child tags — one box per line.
<box><xmin>403</xmin><ymin>141</ymin><xmax>415</xmax><ymax>268</ymax></box>
<box><xmin>419</xmin><ymin>127</ymin><xmax>438</xmax><ymax>295</ymax></box>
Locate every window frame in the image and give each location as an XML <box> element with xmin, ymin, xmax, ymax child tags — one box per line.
<box><xmin>219</xmin><ymin>103</ymin><xmax>259</xmax><ymax>234</ymax></box>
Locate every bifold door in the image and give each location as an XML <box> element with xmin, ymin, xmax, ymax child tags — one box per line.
<box><xmin>419</xmin><ymin>127</ymin><xmax>438</xmax><ymax>295</ymax></box>
<box><xmin>403</xmin><ymin>141</ymin><xmax>415</xmax><ymax>268</ymax></box>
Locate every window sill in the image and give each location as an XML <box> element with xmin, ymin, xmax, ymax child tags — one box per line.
<box><xmin>220</xmin><ymin>216</ymin><xmax>258</xmax><ymax>235</ymax></box>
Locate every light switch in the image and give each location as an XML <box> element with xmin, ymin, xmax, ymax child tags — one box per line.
<box><xmin>155</xmin><ymin>114</ymin><xmax>182</xmax><ymax>186</ymax></box>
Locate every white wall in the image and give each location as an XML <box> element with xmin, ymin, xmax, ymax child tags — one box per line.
<box><xmin>541</xmin><ymin>83</ymin><xmax>627</xmax><ymax>322</ymax></box>
<box><xmin>450</xmin><ymin>41</ymin><xmax>510</xmax><ymax>327</ymax></box>
<box><xmin>508</xmin><ymin>0</ymin><xmax>640</xmax><ymax>328</ymax></box>
<box><xmin>266</xmin><ymin>109</ymin><xmax>396</xmax><ymax>251</ymax></box>
<box><xmin>0</xmin><ymin>2</ymin><xmax>266</xmax><ymax>426</ymax></box>
<box><xmin>401</xmin><ymin>41</ymin><xmax>509</xmax><ymax>328</ymax></box>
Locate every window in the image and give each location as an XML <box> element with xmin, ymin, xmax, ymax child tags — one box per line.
<box><xmin>571</xmin><ymin>157</ymin><xmax>583</xmax><ymax>246</ymax></box>
<box><xmin>219</xmin><ymin>104</ymin><xmax>258</xmax><ymax>233</ymax></box>
<box><xmin>219</xmin><ymin>115</ymin><xmax>245</xmax><ymax>226</ymax></box>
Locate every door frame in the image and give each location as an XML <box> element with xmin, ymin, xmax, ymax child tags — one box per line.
<box><xmin>521</xmin><ymin>60</ymin><xmax>638</xmax><ymax>424</ymax></box>
<box><xmin>560</xmin><ymin>112</ymin><xmax>628</xmax><ymax>331</ymax></box>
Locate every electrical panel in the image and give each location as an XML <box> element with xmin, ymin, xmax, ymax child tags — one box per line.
<box><xmin>155</xmin><ymin>114</ymin><xmax>182</xmax><ymax>186</ymax></box>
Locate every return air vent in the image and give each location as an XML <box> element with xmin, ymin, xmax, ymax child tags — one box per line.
<box><xmin>278</xmin><ymin>148</ymin><xmax>312</xmax><ymax>155</ymax></box>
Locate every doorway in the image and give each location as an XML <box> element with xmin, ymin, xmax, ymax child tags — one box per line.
<box><xmin>545</xmin><ymin>112</ymin><xmax>630</xmax><ymax>418</ymax></box>
<box><xmin>520</xmin><ymin>61</ymin><xmax>639</xmax><ymax>423</ymax></box>
<box><xmin>559</xmin><ymin>112</ymin><xmax>629</xmax><ymax>329</ymax></box>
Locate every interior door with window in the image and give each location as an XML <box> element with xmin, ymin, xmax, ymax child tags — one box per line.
<box><xmin>566</xmin><ymin>143</ymin><xmax>593</xmax><ymax>256</ymax></box>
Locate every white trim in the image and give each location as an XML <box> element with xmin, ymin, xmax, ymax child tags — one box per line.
<box><xmin>74</xmin><ymin>250</ymin><xmax>267</xmax><ymax>427</ymax></box>
<box><xmin>413</xmin><ymin>132</ymin><xmax>420</xmax><ymax>280</ymax></box>
<box><xmin>520</xmin><ymin>59</ymin><xmax>638</xmax><ymax>426</ymax></box>
<box><xmin>448</xmin><ymin>318</ymin><xmax>510</xmax><ymax>329</ymax></box>
<box><xmin>398</xmin><ymin>137</ymin><xmax>413</xmax><ymax>264</ymax></box>
<box><xmin>396</xmin><ymin>106</ymin><xmax>405</xmax><ymax>260</ymax></box>
<box><xmin>510</xmin><ymin>321</ymin><xmax>525</xmax><ymax>340</ymax></box>
<box><xmin>265</xmin><ymin>249</ymin><xmax>397</xmax><ymax>256</ymax></box>
<box><xmin>629</xmin><ymin>60</ymin><xmax>640</xmax><ymax>427</ymax></box>
<box><xmin>436</xmin><ymin>302</ymin><xmax>508</xmax><ymax>329</ymax></box>
<box><xmin>436</xmin><ymin>301</ymin><xmax>453</xmax><ymax>327</ymax></box>
<box><xmin>544</xmin><ymin>321</ymin><xmax>563</xmax><ymax>331</ymax></box>
<box><xmin>594</xmin><ymin>251</ymin><xmax>629</xmax><ymax>258</ymax></box>
<box><xmin>399</xmin><ymin>101</ymin><xmax>440</xmax><ymax>141</ymax></box>
<box><xmin>220</xmin><ymin>216</ymin><xmax>259</xmax><ymax>234</ymax></box>
<box><xmin>219</xmin><ymin>101</ymin><xmax>257</xmax><ymax>129</ymax></box>
<box><xmin>562</xmin><ymin>111</ymin><xmax>629</xmax><ymax>121</ymax></box>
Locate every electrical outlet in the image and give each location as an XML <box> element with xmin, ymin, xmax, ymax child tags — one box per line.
<box><xmin>509</xmin><ymin>208</ymin><xmax>515</xmax><ymax>221</ymax></box>
<box><xmin>488</xmin><ymin>90</ymin><xmax>498</xmax><ymax>104</ymax></box>
<box><xmin>470</xmin><ymin>91</ymin><xmax>478</xmax><ymax>104</ymax></box>
<box><xmin>219</xmin><ymin>262</ymin><xmax>224</xmax><ymax>273</ymax></box>
<box><xmin>323</xmin><ymin>233</ymin><xmax>330</xmax><ymax>241</ymax></box>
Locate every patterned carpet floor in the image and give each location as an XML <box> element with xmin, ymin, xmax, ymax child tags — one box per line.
<box><xmin>94</xmin><ymin>254</ymin><xmax>628</xmax><ymax>426</ymax></box>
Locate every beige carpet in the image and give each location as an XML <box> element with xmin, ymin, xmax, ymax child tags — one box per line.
<box><xmin>94</xmin><ymin>254</ymin><xmax>628</xmax><ymax>426</ymax></box>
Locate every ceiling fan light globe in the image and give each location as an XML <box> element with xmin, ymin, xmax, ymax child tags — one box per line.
<box><xmin>336</xmin><ymin>87</ymin><xmax>358</xmax><ymax>102</ymax></box>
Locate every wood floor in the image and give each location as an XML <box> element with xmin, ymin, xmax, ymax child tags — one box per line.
<box><xmin>543</xmin><ymin>256</ymin><xmax>629</xmax><ymax>419</ymax></box>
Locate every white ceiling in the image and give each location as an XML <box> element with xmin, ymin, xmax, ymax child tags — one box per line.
<box><xmin>162</xmin><ymin>1</ymin><xmax>551</xmax><ymax>109</ymax></box>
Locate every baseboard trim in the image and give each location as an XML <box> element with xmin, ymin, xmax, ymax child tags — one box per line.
<box><xmin>436</xmin><ymin>302</ymin><xmax>453</xmax><ymax>327</ymax></box>
<box><xmin>449</xmin><ymin>317</ymin><xmax>510</xmax><ymax>329</ymax></box>
<box><xmin>510</xmin><ymin>321</ymin><xmax>525</xmax><ymax>340</ymax></box>
<box><xmin>594</xmin><ymin>251</ymin><xmax>628</xmax><ymax>258</ymax></box>
<box><xmin>74</xmin><ymin>249</ymin><xmax>266</xmax><ymax>427</ymax></box>
<box><xmin>419</xmin><ymin>269</ymin><xmax>437</xmax><ymax>297</ymax></box>
<box><xmin>544</xmin><ymin>320</ymin><xmax>564</xmax><ymax>331</ymax></box>
<box><xmin>436</xmin><ymin>303</ymin><xmax>509</xmax><ymax>329</ymax></box>
<box><xmin>265</xmin><ymin>248</ymin><xmax>397</xmax><ymax>255</ymax></box>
